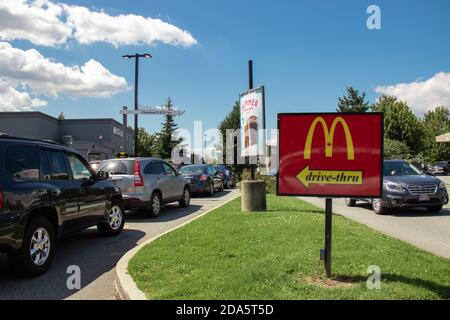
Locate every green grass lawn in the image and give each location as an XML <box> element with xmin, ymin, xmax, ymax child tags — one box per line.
<box><xmin>129</xmin><ymin>195</ymin><xmax>450</xmax><ymax>300</ymax></box>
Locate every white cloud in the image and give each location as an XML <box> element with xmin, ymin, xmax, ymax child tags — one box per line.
<box><xmin>0</xmin><ymin>0</ymin><xmax>197</xmax><ymax>47</ymax></box>
<box><xmin>0</xmin><ymin>0</ymin><xmax>71</xmax><ymax>47</ymax></box>
<box><xmin>64</xmin><ymin>5</ymin><xmax>198</xmax><ymax>47</ymax></box>
<box><xmin>0</xmin><ymin>80</ymin><xmax>47</xmax><ymax>111</ymax></box>
<box><xmin>375</xmin><ymin>72</ymin><xmax>450</xmax><ymax>114</ymax></box>
<box><xmin>0</xmin><ymin>42</ymin><xmax>128</xmax><ymax>98</ymax></box>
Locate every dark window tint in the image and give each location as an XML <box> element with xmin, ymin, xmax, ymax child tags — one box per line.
<box><xmin>45</xmin><ymin>150</ymin><xmax>69</xmax><ymax>180</ymax></box>
<box><xmin>213</xmin><ymin>165</ymin><xmax>225</xmax><ymax>172</ymax></box>
<box><xmin>98</xmin><ymin>160</ymin><xmax>135</xmax><ymax>175</ymax></box>
<box><xmin>162</xmin><ymin>163</ymin><xmax>176</xmax><ymax>176</ymax></box>
<box><xmin>5</xmin><ymin>145</ymin><xmax>39</xmax><ymax>180</ymax></box>
<box><xmin>144</xmin><ymin>162</ymin><xmax>164</xmax><ymax>175</ymax></box>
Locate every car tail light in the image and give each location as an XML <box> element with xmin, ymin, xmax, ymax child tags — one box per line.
<box><xmin>134</xmin><ymin>161</ymin><xmax>144</xmax><ymax>187</ymax></box>
<box><xmin>0</xmin><ymin>191</ymin><xmax>3</xmax><ymax>210</ymax></box>
<box><xmin>219</xmin><ymin>172</ymin><xmax>224</xmax><ymax>177</ymax></box>
<box><xmin>200</xmin><ymin>174</ymin><xmax>208</xmax><ymax>181</ymax></box>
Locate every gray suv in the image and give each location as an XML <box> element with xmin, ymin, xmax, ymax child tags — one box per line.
<box><xmin>346</xmin><ymin>160</ymin><xmax>448</xmax><ymax>214</ymax></box>
<box><xmin>97</xmin><ymin>158</ymin><xmax>191</xmax><ymax>217</ymax></box>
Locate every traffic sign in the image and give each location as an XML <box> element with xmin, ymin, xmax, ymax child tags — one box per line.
<box><xmin>277</xmin><ymin>113</ymin><xmax>383</xmax><ymax>198</ymax></box>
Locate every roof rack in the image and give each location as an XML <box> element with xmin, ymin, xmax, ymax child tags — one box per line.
<box><xmin>0</xmin><ymin>134</ymin><xmax>61</xmax><ymax>145</ymax></box>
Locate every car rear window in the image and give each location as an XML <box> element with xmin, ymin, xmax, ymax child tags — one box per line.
<box><xmin>180</xmin><ymin>165</ymin><xmax>207</xmax><ymax>174</ymax></box>
<box><xmin>98</xmin><ymin>160</ymin><xmax>135</xmax><ymax>175</ymax></box>
<box><xmin>5</xmin><ymin>145</ymin><xmax>39</xmax><ymax>180</ymax></box>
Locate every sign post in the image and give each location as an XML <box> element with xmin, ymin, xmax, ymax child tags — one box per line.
<box><xmin>277</xmin><ymin>113</ymin><xmax>383</xmax><ymax>276</ymax></box>
<box><xmin>239</xmin><ymin>60</ymin><xmax>267</xmax><ymax>212</ymax></box>
<box><xmin>324</xmin><ymin>198</ymin><xmax>332</xmax><ymax>277</ymax></box>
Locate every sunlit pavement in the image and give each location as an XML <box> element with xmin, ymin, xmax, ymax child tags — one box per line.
<box><xmin>299</xmin><ymin>191</ymin><xmax>450</xmax><ymax>260</ymax></box>
<box><xmin>0</xmin><ymin>189</ymin><xmax>240</xmax><ymax>300</ymax></box>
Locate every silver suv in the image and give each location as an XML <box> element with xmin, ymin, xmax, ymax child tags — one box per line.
<box><xmin>97</xmin><ymin>158</ymin><xmax>191</xmax><ymax>217</ymax></box>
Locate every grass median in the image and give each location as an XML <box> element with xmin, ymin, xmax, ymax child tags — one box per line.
<box><xmin>128</xmin><ymin>195</ymin><xmax>450</xmax><ymax>299</ymax></box>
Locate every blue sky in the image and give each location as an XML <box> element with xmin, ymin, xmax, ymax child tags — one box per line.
<box><xmin>1</xmin><ymin>0</ymin><xmax>450</xmax><ymax>135</ymax></box>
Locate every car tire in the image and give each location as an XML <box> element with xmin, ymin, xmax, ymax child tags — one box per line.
<box><xmin>427</xmin><ymin>205</ymin><xmax>443</xmax><ymax>213</ymax></box>
<box><xmin>9</xmin><ymin>216</ymin><xmax>55</xmax><ymax>277</ymax></box>
<box><xmin>179</xmin><ymin>187</ymin><xmax>191</xmax><ymax>208</ymax></box>
<box><xmin>345</xmin><ymin>198</ymin><xmax>356</xmax><ymax>207</ymax></box>
<box><xmin>208</xmin><ymin>181</ymin><xmax>214</xmax><ymax>196</ymax></box>
<box><xmin>97</xmin><ymin>200</ymin><xmax>125</xmax><ymax>237</ymax></box>
<box><xmin>372</xmin><ymin>198</ymin><xmax>387</xmax><ymax>215</ymax></box>
<box><xmin>148</xmin><ymin>192</ymin><xmax>162</xmax><ymax>217</ymax></box>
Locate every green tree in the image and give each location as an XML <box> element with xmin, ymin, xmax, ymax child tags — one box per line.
<box><xmin>372</xmin><ymin>96</ymin><xmax>424</xmax><ymax>154</ymax></box>
<box><xmin>384</xmin><ymin>139</ymin><xmax>411</xmax><ymax>160</ymax></box>
<box><xmin>57</xmin><ymin>112</ymin><xmax>65</xmax><ymax>120</ymax></box>
<box><xmin>137</xmin><ymin>127</ymin><xmax>157</xmax><ymax>157</ymax></box>
<box><xmin>421</xmin><ymin>106</ymin><xmax>450</xmax><ymax>163</ymax></box>
<box><xmin>337</xmin><ymin>86</ymin><xmax>370</xmax><ymax>112</ymax></box>
<box><xmin>155</xmin><ymin>97</ymin><xmax>183</xmax><ymax>160</ymax></box>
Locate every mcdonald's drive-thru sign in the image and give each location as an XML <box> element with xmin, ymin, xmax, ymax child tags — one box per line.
<box><xmin>277</xmin><ymin>113</ymin><xmax>383</xmax><ymax>198</ymax></box>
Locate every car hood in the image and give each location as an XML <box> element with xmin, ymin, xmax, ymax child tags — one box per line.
<box><xmin>384</xmin><ymin>175</ymin><xmax>441</xmax><ymax>186</ymax></box>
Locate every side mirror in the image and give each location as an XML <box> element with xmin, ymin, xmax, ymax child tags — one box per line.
<box><xmin>96</xmin><ymin>170</ymin><xmax>109</xmax><ymax>180</ymax></box>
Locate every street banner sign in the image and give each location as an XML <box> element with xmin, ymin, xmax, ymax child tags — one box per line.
<box><xmin>277</xmin><ymin>113</ymin><xmax>383</xmax><ymax>198</ymax></box>
<box><xmin>240</xmin><ymin>86</ymin><xmax>266</xmax><ymax>157</ymax></box>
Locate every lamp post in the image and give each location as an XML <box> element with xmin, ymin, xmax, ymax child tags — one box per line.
<box><xmin>122</xmin><ymin>53</ymin><xmax>152</xmax><ymax>156</ymax></box>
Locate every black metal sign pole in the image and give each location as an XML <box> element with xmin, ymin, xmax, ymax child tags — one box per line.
<box><xmin>324</xmin><ymin>198</ymin><xmax>333</xmax><ymax>277</ymax></box>
<box><xmin>248</xmin><ymin>60</ymin><xmax>256</xmax><ymax>181</ymax></box>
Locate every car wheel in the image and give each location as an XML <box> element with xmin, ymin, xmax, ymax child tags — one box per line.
<box><xmin>427</xmin><ymin>205</ymin><xmax>443</xmax><ymax>213</ymax></box>
<box><xmin>148</xmin><ymin>192</ymin><xmax>162</xmax><ymax>217</ymax></box>
<box><xmin>97</xmin><ymin>200</ymin><xmax>125</xmax><ymax>237</ymax></box>
<box><xmin>345</xmin><ymin>198</ymin><xmax>356</xmax><ymax>207</ymax></box>
<box><xmin>372</xmin><ymin>198</ymin><xmax>387</xmax><ymax>215</ymax></box>
<box><xmin>208</xmin><ymin>181</ymin><xmax>214</xmax><ymax>196</ymax></box>
<box><xmin>9</xmin><ymin>216</ymin><xmax>55</xmax><ymax>277</ymax></box>
<box><xmin>179</xmin><ymin>187</ymin><xmax>191</xmax><ymax>208</ymax></box>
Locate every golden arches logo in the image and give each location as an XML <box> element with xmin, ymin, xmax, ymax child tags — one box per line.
<box><xmin>304</xmin><ymin>116</ymin><xmax>355</xmax><ymax>160</ymax></box>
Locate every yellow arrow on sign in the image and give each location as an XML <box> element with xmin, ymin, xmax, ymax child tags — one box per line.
<box><xmin>296</xmin><ymin>166</ymin><xmax>363</xmax><ymax>189</ymax></box>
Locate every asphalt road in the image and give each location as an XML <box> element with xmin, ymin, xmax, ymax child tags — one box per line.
<box><xmin>0</xmin><ymin>189</ymin><xmax>239</xmax><ymax>300</ymax></box>
<box><xmin>299</xmin><ymin>195</ymin><xmax>450</xmax><ymax>260</ymax></box>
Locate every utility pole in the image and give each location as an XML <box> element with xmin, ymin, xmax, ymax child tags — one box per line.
<box><xmin>122</xmin><ymin>53</ymin><xmax>152</xmax><ymax>156</ymax></box>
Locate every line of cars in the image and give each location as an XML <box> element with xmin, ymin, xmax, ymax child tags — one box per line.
<box><xmin>0</xmin><ymin>135</ymin><xmax>236</xmax><ymax>277</ymax></box>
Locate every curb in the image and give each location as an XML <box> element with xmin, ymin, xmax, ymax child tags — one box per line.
<box><xmin>115</xmin><ymin>192</ymin><xmax>240</xmax><ymax>300</ymax></box>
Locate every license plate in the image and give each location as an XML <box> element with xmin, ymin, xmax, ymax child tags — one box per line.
<box><xmin>419</xmin><ymin>195</ymin><xmax>430</xmax><ymax>201</ymax></box>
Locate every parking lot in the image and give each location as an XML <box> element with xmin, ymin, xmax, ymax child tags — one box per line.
<box><xmin>0</xmin><ymin>189</ymin><xmax>239</xmax><ymax>300</ymax></box>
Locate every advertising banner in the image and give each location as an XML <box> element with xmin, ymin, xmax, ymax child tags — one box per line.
<box><xmin>240</xmin><ymin>86</ymin><xmax>266</xmax><ymax>157</ymax></box>
<box><xmin>277</xmin><ymin>113</ymin><xmax>383</xmax><ymax>197</ymax></box>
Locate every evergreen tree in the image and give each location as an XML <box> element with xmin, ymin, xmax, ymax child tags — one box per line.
<box><xmin>337</xmin><ymin>86</ymin><xmax>370</xmax><ymax>112</ymax></box>
<box><xmin>137</xmin><ymin>127</ymin><xmax>157</xmax><ymax>157</ymax></box>
<box><xmin>57</xmin><ymin>112</ymin><xmax>65</xmax><ymax>120</ymax></box>
<box><xmin>155</xmin><ymin>98</ymin><xmax>183</xmax><ymax>160</ymax></box>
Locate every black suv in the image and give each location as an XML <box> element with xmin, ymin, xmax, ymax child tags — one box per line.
<box><xmin>0</xmin><ymin>136</ymin><xmax>124</xmax><ymax>276</ymax></box>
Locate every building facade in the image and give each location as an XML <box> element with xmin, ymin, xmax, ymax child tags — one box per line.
<box><xmin>0</xmin><ymin>112</ymin><xmax>134</xmax><ymax>161</ymax></box>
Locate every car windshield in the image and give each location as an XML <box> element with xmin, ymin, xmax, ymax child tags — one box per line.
<box><xmin>383</xmin><ymin>161</ymin><xmax>422</xmax><ymax>176</ymax></box>
<box><xmin>180</xmin><ymin>166</ymin><xmax>206</xmax><ymax>174</ymax></box>
<box><xmin>97</xmin><ymin>160</ymin><xmax>135</xmax><ymax>175</ymax></box>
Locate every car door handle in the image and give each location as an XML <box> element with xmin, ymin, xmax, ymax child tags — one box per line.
<box><xmin>50</xmin><ymin>189</ymin><xmax>61</xmax><ymax>196</ymax></box>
